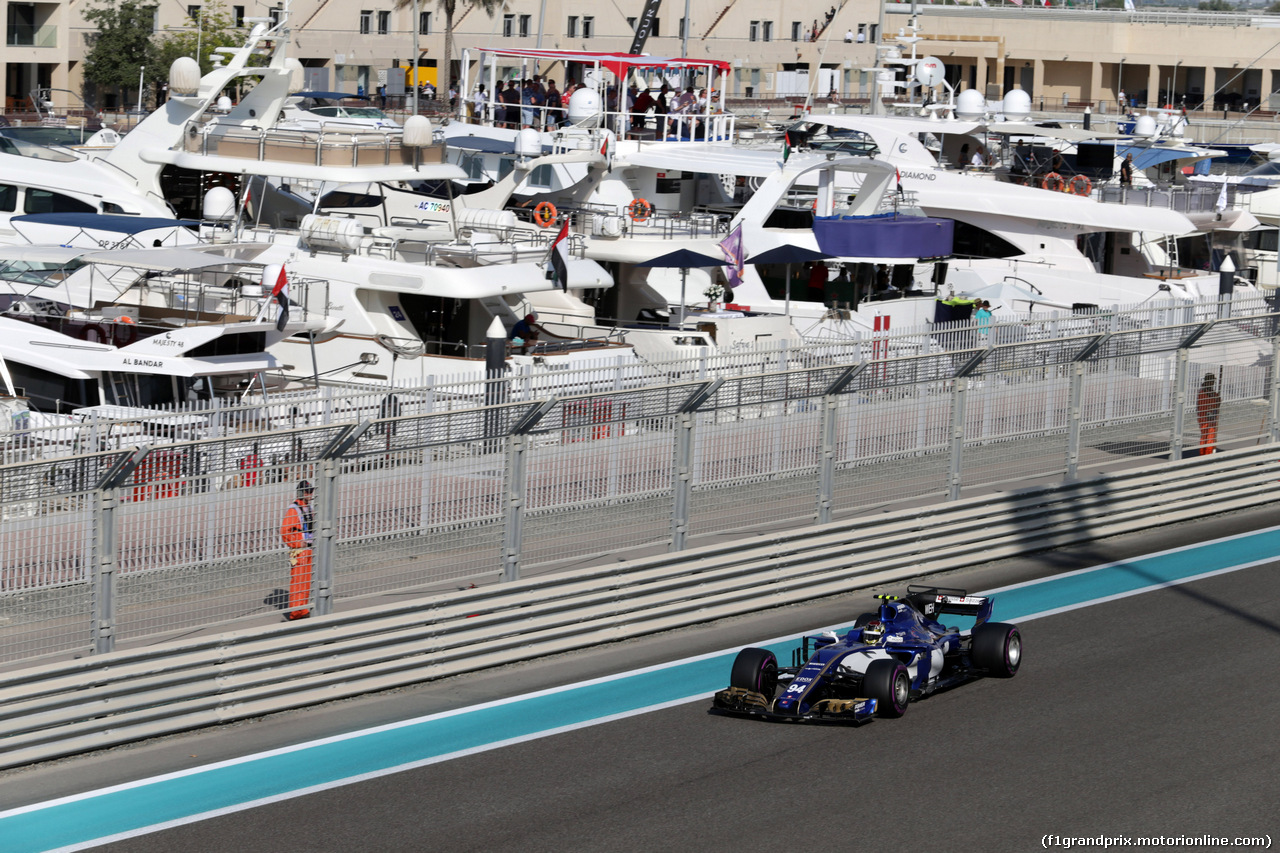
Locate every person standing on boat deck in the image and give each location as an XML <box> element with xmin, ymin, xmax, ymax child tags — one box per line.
<box><xmin>545</xmin><ymin>80</ymin><xmax>562</xmax><ymax>128</ymax></box>
<box><xmin>470</xmin><ymin>83</ymin><xmax>486</xmax><ymax>122</ymax></box>
<box><xmin>975</xmin><ymin>300</ymin><xmax>993</xmax><ymax>337</ymax></box>
<box><xmin>1118</xmin><ymin>89</ymin><xmax>1126</xmax><ymax>111</ymax></box>
<box><xmin>845</xmin><ymin>28</ymin><xmax>854</xmax><ymax>43</ymax></box>
<box><xmin>1120</xmin><ymin>152</ymin><xmax>1134</xmax><ymax>187</ymax></box>
<box><xmin>1196</xmin><ymin>373</ymin><xmax>1222</xmax><ymax>455</ymax></box>
<box><xmin>279</xmin><ymin>480</ymin><xmax>314</xmax><ymax>620</ymax></box>
<box><xmin>970</xmin><ymin>146</ymin><xmax>987</xmax><ymax>169</ymax></box>
<box><xmin>501</xmin><ymin>80</ymin><xmax>520</xmax><ymax>128</ymax></box>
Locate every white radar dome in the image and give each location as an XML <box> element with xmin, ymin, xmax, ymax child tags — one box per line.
<box><xmin>402</xmin><ymin>114</ymin><xmax>434</xmax><ymax>147</ymax></box>
<box><xmin>955</xmin><ymin>89</ymin><xmax>986</xmax><ymax>120</ymax></box>
<box><xmin>567</xmin><ymin>88</ymin><xmax>601</xmax><ymax>127</ymax></box>
<box><xmin>202</xmin><ymin>186</ymin><xmax>236</xmax><ymax>221</ymax></box>
<box><xmin>915</xmin><ymin>57</ymin><xmax>945</xmax><ymax>88</ymax></box>
<box><xmin>1134</xmin><ymin>114</ymin><xmax>1158</xmax><ymax>138</ymax></box>
<box><xmin>169</xmin><ymin>57</ymin><xmax>201</xmax><ymax>96</ymax></box>
<box><xmin>1001</xmin><ymin>89</ymin><xmax>1031</xmax><ymax>120</ymax></box>
<box><xmin>515</xmin><ymin>127</ymin><xmax>541</xmax><ymax>157</ymax></box>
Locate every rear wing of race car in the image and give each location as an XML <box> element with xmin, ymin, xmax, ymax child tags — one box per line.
<box><xmin>878</xmin><ymin>585</ymin><xmax>995</xmax><ymax>625</ymax></box>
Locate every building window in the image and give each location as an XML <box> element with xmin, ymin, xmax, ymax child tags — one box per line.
<box><xmin>232</xmin><ymin>5</ymin><xmax>244</xmax><ymax>26</ymax></box>
<box><xmin>748</xmin><ymin>21</ymin><xmax>758</xmax><ymax>42</ymax></box>
<box><xmin>518</xmin><ymin>13</ymin><xmax>530</xmax><ymax>37</ymax></box>
<box><xmin>152</xmin><ymin>6</ymin><xmax>160</xmax><ymax>32</ymax></box>
<box><xmin>791</xmin><ymin>21</ymin><xmax>801</xmax><ymax>42</ymax></box>
<box><xmin>582</xmin><ymin>16</ymin><xmax>593</xmax><ymax>38</ymax></box>
<box><xmin>187</xmin><ymin>5</ymin><xmax>200</xmax><ymax>21</ymax></box>
<box><xmin>761</xmin><ymin>21</ymin><xmax>772</xmax><ymax>42</ymax></box>
<box><xmin>503</xmin><ymin>14</ymin><xmax>514</xmax><ymax>36</ymax></box>
<box><xmin>378</xmin><ymin>10</ymin><xmax>389</xmax><ymax>34</ymax></box>
<box><xmin>678</xmin><ymin>17</ymin><xmax>687</xmax><ymax>39</ymax></box>
<box><xmin>268</xmin><ymin>5</ymin><xmax>280</xmax><ymax>26</ymax></box>
<box><xmin>359</xmin><ymin>10</ymin><xmax>371</xmax><ymax>34</ymax></box>
<box><xmin>419</xmin><ymin>11</ymin><xmax>430</xmax><ymax>34</ymax></box>
<box><xmin>567</xmin><ymin>15</ymin><xmax>578</xmax><ymax>37</ymax></box>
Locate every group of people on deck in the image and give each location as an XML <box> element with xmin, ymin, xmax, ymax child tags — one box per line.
<box><xmin>469</xmin><ymin>76</ymin><xmax>723</xmax><ymax>138</ymax></box>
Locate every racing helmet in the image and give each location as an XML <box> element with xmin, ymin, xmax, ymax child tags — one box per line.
<box><xmin>861</xmin><ymin>619</ymin><xmax>885</xmax><ymax>645</ymax></box>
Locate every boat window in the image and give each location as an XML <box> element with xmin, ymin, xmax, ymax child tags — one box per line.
<box><xmin>528</xmin><ymin>164</ymin><xmax>553</xmax><ymax>189</ymax></box>
<box><xmin>951</xmin><ymin>221</ymin><xmax>1021</xmax><ymax>260</ymax></box>
<box><xmin>311</xmin><ymin>107</ymin><xmax>341</xmax><ymax>118</ymax></box>
<box><xmin>23</xmin><ymin>189</ymin><xmax>95</xmax><ymax>215</ymax></box>
<box><xmin>0</xmin><ymin>259</ymin><xmax>81</xmax><ymax>286</ymax></box>
<box><xmin>318</xmin><ymin>189</ymin><xmax>383</xmax><ymax>209</ymax></box>
<box><xmin>0</xmin><ymin>184</ymin><xmax>16</xmax><ymax>212</ymax></box>
<box><xmin>497</xmin><ymin>157</ymin><xmax>515</xmax><ymax>180</ymax></box>
<box><xmin>6</xmin><ymin>362</ymin><xmax>98</xmax><ymax>413</ymax></box>
<box><xmin>1240</xmin><ymin>228</ymin><xmax>1279</xmax><ymax>253</ymax></box>
<box><xmin>344</xmin><ymin>107</ymin><xmax>387</xmax><ymax>119</ymax></box>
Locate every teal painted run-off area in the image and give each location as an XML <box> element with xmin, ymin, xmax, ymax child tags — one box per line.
<box><xmin>5</xmin><ymin>526</ymin><xmax>1278</xmax><ymax>852</ymax></box>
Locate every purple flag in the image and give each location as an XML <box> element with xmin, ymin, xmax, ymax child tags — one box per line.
<box><xmin>718</xmin><ymin>224</ymin><xmax>744</xmax><ymax>290</ymax></box>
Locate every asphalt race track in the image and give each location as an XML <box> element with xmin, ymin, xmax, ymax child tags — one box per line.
<box><xmin>4</xmin><ymin>508</ymin><xmax>1279</xmax><ymax>852</ymax></box>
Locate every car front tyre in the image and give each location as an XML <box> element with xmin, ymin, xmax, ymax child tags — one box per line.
<box><xmin>729</xmin><ymin>647</ymin><xmax>778</xmax><ymax>699</ymax></box>
<box><xmin>862</xmin><ymin>659</ymin><xmax>910</xmax><ymax>718</ymax></box>
<box><xmin>971</xmin><ymin>622</ymin><xmax>1022</xmax><ymax>677</ymax></box>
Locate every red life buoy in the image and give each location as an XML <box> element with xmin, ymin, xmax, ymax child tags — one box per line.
<box><xmin>533</xmin><ymin>201</ymin><xmax>557</xmax><ymax>228</ymax></box>
<box><xmin>628</xmin><ymin>198</ymin><xmax>653</xmax><ymax>222</ymax></box>
<box><xmin>1041</xmin><ymin>172</ymin><xmax>1065</xmax><ymax>192</ymax></box>
<box><xmin>1068</xmin><ymin>175</ymin><xmax>1092</xmax><ymax>196</ymax></box>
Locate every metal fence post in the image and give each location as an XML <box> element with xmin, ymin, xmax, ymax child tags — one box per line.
<box><xmin>672</xmin><ymin>410</ymin><xmax>694</xmax><ymax>552</ymax></box>
<box><xmin>91</xmin><ymin>484</ymin><xmax>118</xmax><ymax>655</ymax></box>
<box><xmin>1066</xmin><ymin>362</ymin><xmax>1084</xmax><ymax>481</ymax></box>
<box><xmin>1171</xmin><ymin>347</ymin><xmax>1190</xmax><ymax>460</ymax></box>
<box><xmin>503</xmin><ymin>432</ymin><xmax>528</xmax><ymax>582</ymax></box>
<box><xmin>502</xmin><ymin>400</ymin><xmax>557</xmax><ymax>582</ymax></box>
<box><xmin>817</xmin><ymin>393</ymin><xmax>838</xmax><ymax>525</ymax></box>
<box><xmin>1270</xmin><ymin>337</ymin><xmax>1280</xmax><ymax>444</ymax></box>
<box><xmin>91</xmin><ymin>447</ymin><xmax>149</xmax><ymax>655</ymax></box>
<box><xmin>947</xmin><ymin>377</ymin><xmax>968</xmax><ymax>501</ymax></box>
<box><xmin>314</xmin><ymin>423</ymin><xmax>371</xmax><ymax>616</ymax></box>
<box><xmin>671</xmin><ymin>380</ymin><xmax>723</xmax><ymax>553</ymax></box>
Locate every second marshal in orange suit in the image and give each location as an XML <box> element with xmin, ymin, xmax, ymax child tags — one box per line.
<box><xmin>280</xmin><ymin>480</ymin><xmax>315</xmax><ymax>620</ymax></box>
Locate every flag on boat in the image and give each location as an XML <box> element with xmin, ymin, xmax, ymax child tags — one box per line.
<box><xmin>1215</xmin><ymin>180</ymin><xmax>1228</xmax><ymax>213</ymax></box>
<box><xmin>268</xmin><ymin>263</ymin><xmax>290</xmax><ymax>331</ymax></box>
<box><xmin>547</xmin><ymin>219</ymin><xmax>571</xmax><ymax>291</ymax></box>
<box><xmin>1008</xmin><ymin>0</ymin><xmax>1023</xmax><ymax>6</ymax></box>
<box><xmin>718</xmin><ymin>223</ymin><xmax>744</xmax><ymax>290</ymax></box>
<box><xmin>1123</xmin><ymin>0</ymin><xmax>1135</xmax><ymax>10</ymax></box>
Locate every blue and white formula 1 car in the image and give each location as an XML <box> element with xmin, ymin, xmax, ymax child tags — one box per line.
<box><xmin>711</xmin><ymin>586</ymin><xmax>1022</xmax><ymax>723</ymax></box>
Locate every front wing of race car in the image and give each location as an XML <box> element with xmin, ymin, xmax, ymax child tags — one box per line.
<box><xmin>711</xmin><ymin>686</ymin><xmax>878</xmax><ymax>723</ymax></box>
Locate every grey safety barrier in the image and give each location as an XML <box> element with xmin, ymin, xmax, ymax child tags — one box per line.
<box><xmin>1</xmin><ymin>446</ymin><xmax>1277</xmax><ymax>770</ymax></box>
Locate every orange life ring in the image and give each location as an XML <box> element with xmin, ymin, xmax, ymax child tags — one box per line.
<box><xmin>1068</xmin><ymin>175</ymin><xmax>1092</xmax><ymax>196</ymax></box>
<box><xmin>628</xmin><ymin>198</ymin><xmax>653</xmax><ymax>222</ymax></box>
<box><xmin>1041</xmin><ymin>172</ymin><xmax>1065</xmax><ymax>192</ymax></box>
<box><xmin>116</xmin><ymin>315</ymin><xmax>135</xmax><ymax>324</ymax></box>
<box><xmin>533</xmin><ymin>201</ymin><xmax>557</xmax><ymax>228</ymax></box>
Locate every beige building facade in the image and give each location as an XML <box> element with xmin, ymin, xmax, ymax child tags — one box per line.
<box><xmin>1</xmin><ymin>0</ymin><xmax>1278</xmax><ymax>113</ymax></box>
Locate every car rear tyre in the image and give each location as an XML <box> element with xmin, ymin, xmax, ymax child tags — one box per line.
<box><xmin>971</xmin><ymin>622</ymin><xmax>1022</xmax><ymax>677</ymax></box>
<box><xmin>862</xmin><ymin>659</ymin><xmax>910</xmax><ymax>718</ymax></box>
<box><xmin>729</xmin><ymin>648</ymin><xmax>778</xmax><ymax>699</ymax></box>
<box><xmin>853</xmin><ymin>612</ymin><xmax>877</xmax><ymax>628</ymax></box>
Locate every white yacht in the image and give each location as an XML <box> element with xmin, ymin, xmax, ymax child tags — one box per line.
<box><xmin>0</xmin><ymin>243</ymin><xmax>323</xmax><ymax>413</ymax></box>
<box><xmin>0</xmin><ymin>15</ymin><xmax>635</xmax><ymax>387</ymax></box>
